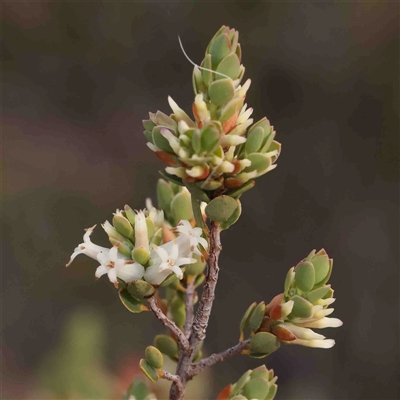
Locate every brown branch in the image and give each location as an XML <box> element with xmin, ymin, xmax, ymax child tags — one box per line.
<box><xmin>189</xmin><ymin>339</ymin><xmax>250</xmax><ymax>378</ymax></box>
<box><xmin>183</xmin><ymin>282</ymin><xmax>195</xmax><ymax>338</ymax></box>
<box><xmin>169</xmin><ymin>222</ymin><xmax>222</xmax><ymax>400</ymax></box>
<box><xmin>190</xmin><ymin>222</ymin><xmax>222</xmax><ymax>348</ymax></box>
<box><xmin>160</xmin><ymin>370</ymin><xmax>184</xmax><ymax>394</ymax></box>
<box><xmin>148</xmin><ymin>297</ymin><xmax>189</xmax><ymax>351</ymax></box>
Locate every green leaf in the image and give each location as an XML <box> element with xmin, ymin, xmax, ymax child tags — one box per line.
<box><xmin>159</xmin><ymin>170</ymin><xmax>184</xmax><ymax>187</ymax></box>
<box><xmin>139</xmin><ymin>359</ymin><xmax>158</xmax><ymax>383</ymax></box>
<box><xmin>239</xmin><ymin>302</ymin><xmax>257</xmax><ymax>340</ymax></box>
<box><xmin>171</xmin><ymin>190</ymin><xmax>193</xmax><ymax>225</ymax></box>
<box><xmin>242</xmin><ymin>378</ymin><xmax>269</xmax><ymax>400</ymax></box>
<box><xmin>265</xmin><ymin>383</ymin><xmax>278</xmax><ymax>400</ymax></box>
<box><xmin>208</xmin><ymin>79</ymin><xmax>235</xmax><ymax>106</ymax></box>
<box><xmin>245</xmin><ymin>126</ymin><xmax>264</xmax><ymax>155</ymax></box>
<box><xmin>208</xmin><ymin>33</ymin><xmax>231</xmax><ymax>69</ymax></box>
<box><xmin>191</xmin><ymin>197</ymin><xmax>206</xmax><ymax>231</ymax></box>
<box><xmin>200</xmin><ymin>123</ymin><xmax>221</xmax><ymax>153</ymax></box>
<box><xmin>152</xmin><ymin>126</ymin><xmax>174</xmax><ymax>153</ymax></box>
<box><xmin>231</xmin><ymin>370</ymin><xmax>252</xmax><ymax>396</ymax></box>
<box><xmin>220</xmin><ymin>199</ymin><xmax>241</xmax><ymax>230</ymax></box>
<box><xmin>216</xmin><ymin>52</ymin><xmax>241</xmax><ymax>80</ymax></box>
<box><xmin>225</xmin><ymin>180</ymin><xmax>255</xmax><ymax>199</ymax></box>
<box><xmin>311</xmin><ymin>255</ymin><xmax>330</xmax><ymax>285</ymax></box>
<box><xmin>294</xmin><ymin>262</ymin><xmax>315</xmax><ymax>292</ymax></box>
<box><xmin>157</xmin><ymin>179</ymin><xmax>174</xmax><ymax>214</ymax></box>
<box><xmin>284</xmin><ymin>267</ymin><xmax>295</xmax><ymax>297</ymax></box>
<box><xmin>127</xmin><ymin>280</ymin><xmax>155</xmax><ymax>299</ymax></box>
<box><xmin>201</xmin><ymin>54</ymin><xmax>213</xmax><ymax>87</ymax></box>
<box><xmin>145</xmin><ymin>346</ymin><xmax>164</xmax><ymax>369</ymax></box>
<box><xmin>119</xmin><ymin>290</ymin><xmax>145</xmax><ymax>313</ymax></box>
<box><xmin>195</xmin><ymin>179</ymin><xmax>222</xmax><ymax>191</ymax></box>
<box><xmin>205</xmin><ymin>195</ymin><xmax>238</xmax><ymax>222</ymax></box>
<box><xmin>185</xmin><ymin>253</ymin><xmax>206</xmax><ymax>276</ymax></box>
<box><xmin>249</xmin><ymin>332</ymin><xmax>280</xmax><ymax>358</ymax></box>
<box><xmin>154</xmin><ymin>335</ymin><xmax>179</xmax><ymax>359</ymax></box>
<box><xmin>245</xmin><ymin>153</ymin><xmax>271</xmax><ymax>173</ymax></box>
<box><xmin>289</xmin><ymin>296</ymin><xmax>313</xmax><ymax>319</ymax></box>
<box><xmin>305</xmin><ymin>286</ymin><xmax>330</xmax><ymax>303</ymax></box>
<box><xmin>170</xmin><ymin>297</ymin><xmax>186</xmax><ymax>329</ymax></box>
<box><xmin>249</xmin><ymin>301</ymin><xmax>266</xmax><ymax>333</ymax></box>
<box><xmin>185</xmin><ymin>182</ymin><xmax>210</xmax><ymax>203</ymax></box>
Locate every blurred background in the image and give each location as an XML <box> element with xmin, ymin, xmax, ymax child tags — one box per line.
<box><xmin>2</xmin><ymin>1</ymin><xmax>399</xmax><ymax>399</ymax></box>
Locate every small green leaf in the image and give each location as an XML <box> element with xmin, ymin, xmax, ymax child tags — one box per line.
<box><xmin>185</xmin><ymin>182</ymin><xmax>210</xmax><ymax>203</ymax></box>
<box><xmin>208</xmin><ymin>79</ymin><xmax>235</xmax><ymax>106</ymax></box>
<box><xmin>195</xmin><ymin>179</ymin><xmax>222</xmax><ymax>191</ymax></box>
<box><xmin>208</xmin><ymin>33</ymin><xmax>231</xmax><ymax>69</ymax></box>
<box><xmin>170</xmin><ymin>297</ymin><xmax>186</xmax><ymax>329</ymax></box>
<box><xmin>119</xmin><ymin>290</ymin><xmax>145</xmax><ymax>313</ymax></box>
<box><xmin>289</xmin><ymin>296</ymin><xmax>313</xmax><ymax>319</ymax></box>
<box><xmin>145</xmin><ymin>346</ymin><xmax>164</xmax><ymax>369</ymax></box>
<box><xmin>265</xmin><ymin>383</ymin><xmax>278</xmax><ymax>400</ymax></box>
<box><xmin>205</xmin><ymin>195</ymin><xmax>238</xmax><ymax>222</ymax></box>
<box><xmin>231</xmin><ymin>370</ymin><xmax>252</xmax><ymax>396</ymax></box>
<box><xmin>171</xmin><ymin>190</ymin><xmax>193</xmax><ymax>225</ymax></box>
<box><xmin>242</xmin><ymin>378</ymin><xmax>269</xmax><ymax>400</ymax></box>
<box><xmin>249</xmin><ymin>332</ymin><xmax>280</xmax><ymax>358</ymax></box>
<box><xmin>225</xmin><ymin>180</ymin><xmax>255</xmax><ymax>199</ymax></box>
<box><xmin>127</xmin><ymin>280</ymin><xmax>155</xmax><ymax>299</ymax></box>
<box><xmin>139</xmin><ymin>359</ymin><xmax>158</xmax><ymax>383</ymax></box>
<box><xmin>200</xmin><ymin>123</ymin><xmax>221</xmax><ymax>153</ymax></box>
<box><xmin>157</xmin><ymin>179</ymin><xmax>174</xmax><ymax>214</ymax></box>
<box><xmin>201</xmin><ymin>54</ymin><xmax>213</xmax><ymax>87</ymax></box>
<box><xmin>216</xmin><ymin>52</ymin><xmax>241</xmax><ymax>80</ymax></box>
<box><xmin>220</xmin><ymin>199</ymin><xmax>241</xmax><ymax>230</ymax></box>
<box><xmin>311</xmin><ymin>255</ymin><xmax>330</xmax><ymax>285</ymax></box>
<box><xmin>294</xmin><ymin>262</ymin><xmax>315</xmax><ymax>292</ymax></box>
<box><xmin>152</xmin><ymin>126</ymin><xmax>174</xmax><ymax>153</ymax></box>
<box><xmin>191</xmin><ymin>197</ymin><xmax>206</xmax><ymax>231</ymax></box>
<box><xmin>245</xmin><ymin>126</ymin><xmax>264</xmax><ymax>155</ymax></box>
<box><xmin>185</xmin><ymin>253</ymin><xmax>206</xmax><ymax>276</ymax></box>
<box><xmin>245</xmin><ymin>153</ymin><xmax>271</xmax><ymax>173</ymax></box>
<box><xmin>249</xmin><ymin>302</ymin><xmax>266</xmax><ymax>333</ymax></box>
<box><xmin>305</xmin><ymin>286</ymin><xmax>330</xmax><ymax>303</ymax></box>
<box><xmin>239</xmin><ymin>302</ymin><xmax>257</xmax><ymax>340</ymax></box>
<box><xmin>154</xmin><ymin>335</ymin><xmax>179</xmax><ymax>359</ymax></box>
<box><xmin>159</xmin><ymin>170</ymin><xmax>184</xmax><ymax>187</ymax></box>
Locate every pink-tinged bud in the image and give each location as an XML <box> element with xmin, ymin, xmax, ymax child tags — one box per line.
<box><xmin>270</xmin><ymin>305</ymin><xmax>282</xmax><ymax>321</ymax></box>
<box><xmin>155</xmin><ymin>151</ymin><xmax>180</xmax><ymax>167</ymax></box>
<box><xmin>272</xmin><ymin>325</ymin><xmax>296</xmax><ymax>341</ymax></box>
<box><xmin>266</xmin><ymin>293</ymin><xmax>284</xmax><ymax>314</ymax></box>
<box><xmin>222</xmin><ymin>110</ymin><xmax>239</xmax><ymax>134</ymax></box>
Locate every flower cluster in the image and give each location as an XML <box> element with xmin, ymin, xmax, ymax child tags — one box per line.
<box><xmin>217</xmin><ymin>365</ymin><xmax>278</xmax><ymax>400</ymax></box>
<box><xmin>143</xmin><ymin>25</ymin><xmax>281</xmax><ymax>197</ymax></box>
<box><xmin>265</xmin><ymin>249</ymin><xmax>343</xmax><ymax>349</ymax></box>
<box><xmin>66</xmin><ymin>203</ymin><xmax>208</xmax><ymax>287</ymax></box>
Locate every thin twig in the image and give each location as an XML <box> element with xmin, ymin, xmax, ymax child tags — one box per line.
<box><xmin>160</xmin><ymin>370</ymin><xmax>184</xmax><ymax>393</ymax></box>
<box><xmin>189</xmin><ymin>339</ymin><xmax>250</xmax><ymax>378</ymax></box>
<box><xmin>190</xmin><ymin>222</ymin><xmax>222</xmax><ymax>348</ymax></box>
<box><xmin>169</xmin><ymin>222</ymin><xmax>223</xmax><ymax>400</ymax></box>
<box><xmin>148</xmin><ymin>297</ymin><xmax>189</xmax><ymax>351</ymax></box>
<box><xmin>183</xmin><ymin>282</ymin><xmax>195</xmax><ymax>338</ymax></box>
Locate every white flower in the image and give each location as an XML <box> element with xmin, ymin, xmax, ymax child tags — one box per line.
<box><xmin>144</xmin><ymin>239</ymin><xmax>196</xmax><ymax>285</ymax></box>
<box><xmin>175</xmin><ymin>220</ymin><xmax>208</xmax><ymax>256</ymax></box>
<box><xmin>66</xmin><ymin>225</ymin><xmax>109</xmax><ymax>266</ymax></box>
<box><xmin>284</xmin><ymin>338</ymin><xmax>335</xmax><ymax>349</ymax></box>
<box><xmin>134</xmin><ymin>211</ymin><xmax>149</xmax><ymax>251</ymax></box>
<box><xmin>96</xmin><ymin>246</ymin><xmax>144</xmax><ymax>286</ymax></box>
<box><xmin>296</xmin><ymin>317</ymin><xmax>343</xmax><ymax>329</ymax></box>
<box><xmin>281</xmin><ymin>322</ymin><xmax>326</xmax><ymax>341</ymax></box>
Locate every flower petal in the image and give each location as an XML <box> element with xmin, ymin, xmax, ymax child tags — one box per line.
<box><xmin>116</xmin><ymin>261</ymin><xmax>144</xmax><ymax>283</ymax></box>
<box><xmin>95</xmin><ymin>265</ymin><xmax>109</xmax><ymax>279</ymax></box>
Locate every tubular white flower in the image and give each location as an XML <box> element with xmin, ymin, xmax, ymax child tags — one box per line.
<box><xmin>297</xmin><ymin>317</ymin><xmax>343</xmax><ymax>329</ymax></box>
<box><xmin>160</xmin><ymin>128</ymin><xmax>181</xmax><ymax>154</ymax></box>
<box><xmin>282</xmin><ymin>323</ymin><xmax>326</xmax><ymax>340</ymax></box>
<box><xmin>96</xmin><ymin>246</ymin><xmax>144</xmax><ymax>285</ymax></box>
<box><xmin>281</xmin><ymin>300</ymin><xmax>294</xmax><ymax>319</ymax></box>
<box><xmin>144</xmin><ymin>239</ymin><xmax>196</xmax><ymax>285</ymax></box>
<box><xmin>284</xmin><ymin>338</ymin><xmax>336</xmax><ymax>349</ymax></box>
<box><xmin>66</xmin><ymin>225</ymin><xmax>109</xmax><ymax>267</ymax></box>
<box><xmin>237</xmin><ymin>106</ymin><xmax>253</xmax><ymax>124</ymax></box>
<box><xmin>175</xmin><ymin>220</ymin><xmax>208</xmax><ymax>256</ymax></box>
<box><xmin>134</xmin><ymin>211</ymin><xmax>149</xmax><ymax>251</ymax></box>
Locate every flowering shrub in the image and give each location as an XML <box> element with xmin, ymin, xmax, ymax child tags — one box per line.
<box><xmin>67</xmin><ymin>25</ymin><xmax>342</xmax><ymax>400</ymax></box>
